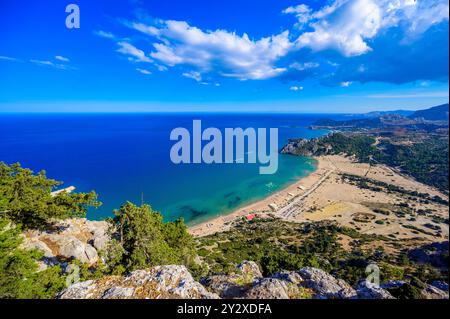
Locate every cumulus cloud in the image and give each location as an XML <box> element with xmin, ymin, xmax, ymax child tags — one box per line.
<box><xmin>128</xmin><ymin>19</ymin><xmax>292</xmax><ymax>80</ymax></box>
<box><xmin>182</xmin><ymin>71</ymin><xmax>202</xmax><ymax>82</ymax></box>
<box><xmin>117</xmin><ymin>42</ymin><xmax>152</xmax><ymax>63</ymax></box>
<box><xmin>287</xmin><ymin>0</ymin><xmax>449</xmax><ymax>57</ymax></box>
<box><xmin>290</xmin><ymin>86</ymin><xmax>304</xmax><ymax>91</ymax></box>
<box><xmin>99</xmin><ymin>0</ymin><xmax>448</xmax><ymax>85</ymax></box>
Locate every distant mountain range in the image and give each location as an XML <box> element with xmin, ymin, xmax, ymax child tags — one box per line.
<box><xmin>313</xmin><ymin>103</ymin><xmax>449</xmax><ymax>131</ymax></box>
<box><xmin>355</xmin><ymin>110</ymin><xmax>415</xmax><ymax>118</ymax></box>
<box><xmin>408</xmin><ymin>103</ymin><xmax>449</xmax><ymax>122</ymax></box>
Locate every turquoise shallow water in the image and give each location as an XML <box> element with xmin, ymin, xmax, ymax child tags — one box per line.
<box><xmin>0</xmin><ymin>113</ymin><xmax>330</xmax><ymax>224</ymax></box>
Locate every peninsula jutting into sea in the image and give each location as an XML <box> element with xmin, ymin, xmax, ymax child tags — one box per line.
<box><xmin>0</xmin><ymin>0</ymin><xmax>449</xmax><ymax>303</ymax></box>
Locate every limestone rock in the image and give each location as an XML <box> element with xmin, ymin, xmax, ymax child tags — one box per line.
<box><xmin>102</xmin><ymin>287</ymin><xmax>135</xmax><ymax>299</ymax></box>
<box><xmin>58</xmin><ymin>280</ymin><xmax>97</xmax><ymax>299</ymax></box>
<box><xmin>422</xmin><ymin>284</ymin><xmax>449</xmax><ymax>299</ymax></box>
<box><xmin>244</xmin><ymin>278</ymin><xmax>290</xmax><ymax>299</ymax></box>
<box><xmin>59</xmin><ymin>265</ymin><xmax>219</xmax><ymax>299</ymax></box>
<box><xmin>271</xmin><ymin>270</ymin><xmax>303</xmax><ymax>285</ymax></box>
<box><xmin>22</xmin><ymin>218</ymin><xmax>111</xmax><ymax>266</ymax></box>
<box><xmin>236</xmin><ymin>261</ymin><xmax>262</xmax><ymax>280</ymax></box>
<box><xmin>430</xmin><ymin>281</ymin><xmax>449</xmax><ymax>292</ymax></box>
<box><xmin>200</xmin><ymin>275</ymin><xmax>247</xmax><ymax>298</ymax></box>
<box><xmin>356</xmin><ymin>281</ymin><xmax>395</xmax><ymax>299</ymax></box>
<box><xmin>58</xmin><ymin>236</ymin><xmax>99</xmax><ymax>264</ymax></box>
<box><xmin>298</xmin><ymin>267</ymin><xmax>357</xmax><ymax>299</ymax></box>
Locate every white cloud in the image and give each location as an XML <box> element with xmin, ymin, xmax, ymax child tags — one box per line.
<box><xmin>366</xmin><ymin>91</ymin><xmax>449</xmax><ymax>98</ymax></box>
<box><xmin>182</xmin><ymin>71</ymin><xmax>202</xmax><ymax>82</ymax></box>
<box><xmin>340</xmin><ymin>81</ymin><xmax>352</xmax><ymax>87</ymax></box>
<box><xmin>289</xmin><ymin>62</ymin><xmax>319</xmax><ymax>70</ymax></box>
<box><xmin>290</xmin><ymin>86</ymin><xmax>304</xmax><ymax>91</ymax></box>
<box><xmin>94</xmin><ymin>30</ymin><xmax>115</xmax><ymax>39</ymax></box>
<box><xmin>286</xmin><ymin>0</ymin><xmax>449</xmax><ymax>57</ymax></box>
<box><xmin>0</xmin><ymin>55</ymin><xmax>19</xmax><ymax>62</ymax></box>
<box><xmin>55</xmin><ymin>55</ymin><xmax>70</xmax><ymax>62</ymax></box>
<box><xmin>117</xmin><ymin>42</ymin><xmax>152</xmax><ymax>63</ymax></box>
<box><xmin>136</xmin><ymin>68</ymin><xmax>152</xmax><ymax>75</ymax></box>
<box><xmin>30</xmin><ymin>59</ymin><xmax>74</xmax><ymax>70</ymax></box>
<box><xmin>294</xmin><ymin>0</ymin><xmax>382</xmax><ymax>56</ymax></box>
<box><xmin>129</xmin><ymin>20</ymin><xmax>292</xmax><ymax>80</ymax></box>
<box><xmin>155</xmin><ymin>64</ymin><xmax>168</xmax><ymax>72</ymax></box>
<box><xmin>1</xmin><ymin>55</ymin><xmax>76</xmax><ymax>70</ymax></box>
<box><xmin>100</xmin><ymin>1</ymin><xmax>448</xmax><ymax>83</ymax></box>
<box><xmin>283</xmin><ymin>4</ymin><xmax>313</xmax><ymax>28</ymax></box>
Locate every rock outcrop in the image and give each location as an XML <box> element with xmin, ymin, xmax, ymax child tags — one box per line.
<box><xmin>22</xmin><ymin>218</ymin><xmax>111</xmax><ymax>267</ymax></box>
<box><xmin>298</xmin><ymin>267</ymin><xmax>357</xmax><ymax>299</ymax></box>
<box><xmin>59</xmin><ymin>265</ymin><xmax>219</xmax><ymax>299</ymax></box>
<box><xmin>356</xmin><ymin>281</ymin><xmax>395</xmax><ymax>299</ymax></box>
<box><xmin>422</xmin><ymin>284</ymin><xmax>449</xmax><ymax>299</ymax></box>
<box><xmin>280</xmin><ymin>137</ymin><xmax>333</xmax><ymax>157</ymax></box>
<box><xmin>59</xmin><ymin>261</ymin><xmax>449</xmax><ymax>300</ymax></box>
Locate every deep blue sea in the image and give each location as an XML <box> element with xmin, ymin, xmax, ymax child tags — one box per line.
<box><xmin>0</xmin><ymin>113</ymin><xmax>338</xmax><ymax>224</ymax></box>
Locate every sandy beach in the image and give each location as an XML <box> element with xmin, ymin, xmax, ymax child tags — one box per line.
<box><xmin>189</xmin><ymin>156</ymin><xmax>332</xmax><ymax>237</ymax></box>
<box><xmin>189</xmin><ymin>155</ymin><xmax>449</xmax><ymax>242</ymax></box>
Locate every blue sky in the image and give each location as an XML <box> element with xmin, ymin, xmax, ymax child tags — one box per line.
<box><xmin>0</xmin><ymin>0</ymin><xmax>448</xmax><ymax>113</ymax></box>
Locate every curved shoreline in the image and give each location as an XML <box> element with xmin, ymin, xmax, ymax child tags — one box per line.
<box><xmin>188</xmin><ymin>156</ymin><xmax>329</xmax><ymax>237</ymax></box>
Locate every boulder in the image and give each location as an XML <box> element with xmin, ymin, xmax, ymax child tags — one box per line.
<box><xmin>430</xmin><ymin>281</ymin><xmax>449</xmax><ymax>292</ymax></box>
<box><xmin>271</xmin><ymin>270</ymin><xmax>303</xmax><ymax>285</ymax></box>
<box><xmin>22</xmin><ymin>218</ymin><xmax>111</xmax><ymax>266</ymax></box>
<box><xmin>298</xmin><ymin>267</ymin><xmax>357</xmax><ymax>299</ymax></box>
<box><xmin>58</xmin><ymin>280</ymin><xmax>97</xmax><ymax>299</ymax></box>
<box><xmin>200</xmin><ymin>275</ymin><xmax>247</xmax><ymax>298</ymax></box>
<box><xmin>201</xmin><ymin>261</ymin><xmax>262</xmax><ymax>298</ymax></box>
<box><xmin>102</xmin><ymin>287</ymin><xmax>135</xmax><ymax>299</ymax></box>
<box><xmin>236</xmin><ymin>261</ymin><xmax>262</xmax><ymax>280</ymax></box>
<box><xmin>59</xmin><ymin>265</ymin><xmax>219</xmax><ymax>299</ymax></box>
<box><xmin>58</xmin><ymin>236</ymin><xmax>99</xmax><ymax>265</ymax></box>
<box><xmin>422</xmin><ymin>284</ymin><xmax>449</xmax><ymax>299</ymax></box>
<box><xmin>357</xmin><ymin>280</ymin><xmax>395</xmax><ymax>299</ymax></box>
<box><xmin>244</xmin><ymin>278</ymin><xmax>290</xmax><ymax>299</ymax></box>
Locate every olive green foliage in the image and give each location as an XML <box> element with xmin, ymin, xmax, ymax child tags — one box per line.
<box><xmin>197</xmin><ymin>219</ymin><xmax>347</xmax><ymax>277</ymax></box>
<box><xmin>290</xmin><ymin>132</ymin><xmax>449</xmax><ymax>192</ymax></box>
<box><xmin>0</xmin><ymin>218</ymin><xmax>66</xmax><ymax>299</ymax></box>
<box><xmin>197</xmin><ymin>218</ymin><xmax>447</xmax><ymax>287</ymax></box>
<box><xmin>387</xmin><ymin>277</ymin><xmax>427</xmax><ymax>299</ymax></box>
<box><xmin>317</xmin><ymin>133</ymin><xmax>376</xmax><ymax>161</ymax></box>
<box><xmin>112</xmin><ymin>202</ymin><xmax>196</xmax><ymax>271</ymax></box>
<box><xmin>0</xmin><ymin>162</ymin><xmax>101</xmax><ymax>228</ymax></box>
<box><xmin>374</xmin><ymin>137</ymin><xmax>449</xmax><ymax>192</ymax></box>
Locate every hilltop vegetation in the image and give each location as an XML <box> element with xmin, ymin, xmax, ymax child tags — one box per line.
<box><xmin>0</xmin><ymin>162</ymin><xmax>197</xmax><ymax>298</ymax></box>
<box><xmin>0</xmin><ymin>162</ymin><xmax>101</xmax><ymax>229</ymax></box>
<box><xmin>195</xmin><ymin>217</ymin><xmax>447</xmax><ymax>290</ymax></box>
<box><xmin>282</xmin><ymin>132</ymin><xmax>449</xmax><ymax>193</ymax></box>
<box><xmin>373</xmin><ymin>136</ymin><xmax>449</xmax><ymax>192</ymax></box>
<box><xmin>281</xmin><ymin>133</ymin><xmax>376</xmax><ymax>161</ymax></box>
